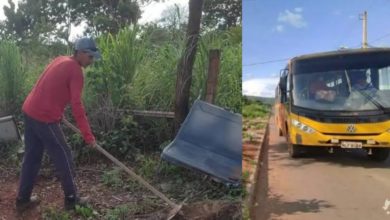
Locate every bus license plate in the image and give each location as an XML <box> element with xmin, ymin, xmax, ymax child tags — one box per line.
<box><xmin>341</xmin><ymin>141</ymin><xmax>362</xmax><ymax>149</ymax></box>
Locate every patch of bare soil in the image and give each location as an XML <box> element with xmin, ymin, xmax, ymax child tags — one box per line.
<box><xmin>129</xmin><ymin>201</ymin><xmax>241</xmax><ymax>220</ymax></box>
<box><xmin>172</xmin><ymin>201</ymin><xmax>241</xmax><ymax>220</ymax></box>
<box><xmin>0</xmin><ymin>166</ymin><xmax>240</xmax><ymax>220</ymax></box>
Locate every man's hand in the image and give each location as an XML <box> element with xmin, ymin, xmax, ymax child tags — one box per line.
<box><xmin>87</xmin><ymin>141</ymin><xmax>97</xmax><ymax>149</ymax></box>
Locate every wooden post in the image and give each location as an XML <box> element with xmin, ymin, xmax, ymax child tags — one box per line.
<box><xmin>174</xmin><ymin>0</ymin><xmax>204</xmax><ymax>134</ymax></box>
<box><xmin>205</xmin><ymin>49</ymin><xmax>220</xmax><ymax>104</ymax></box>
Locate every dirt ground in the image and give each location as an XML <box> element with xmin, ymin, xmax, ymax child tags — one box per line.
<box><xmin>0</xmin><ymin>165</ymin><xmax>240</xmax><ymax>220</ymax></box>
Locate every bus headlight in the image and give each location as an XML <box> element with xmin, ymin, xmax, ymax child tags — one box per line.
<box><xmin>292</xmin><ymin>119</ymin><xmax>315</xmax><ymax>134</ymax></box>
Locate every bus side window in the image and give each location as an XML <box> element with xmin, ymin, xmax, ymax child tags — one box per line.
<box><xmin>378</xmin><ymin>67</ymin><xmax>390</xmax><ymax>90</ymax></box>
<box><xmin>286</xmin><ymin>72</ymin><xmax>291</xmax><ymax>101</ymax></box>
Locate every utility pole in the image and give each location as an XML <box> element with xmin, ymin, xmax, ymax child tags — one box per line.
<box><xmin>360</xmin><ymin>11</ymin><xmax>368</xmax><ymax>48</ymax></box>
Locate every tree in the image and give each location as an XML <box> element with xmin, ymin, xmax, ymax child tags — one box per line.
<box><xmin>202</xmin><ymin>0</ymin><xmax>241</xmax><ymax>30</ymax></box>
<box><xmin>67</xmin><ymin>0</ymin><xmax>141</xmax><ymax>35</ymax></box>
<box><xmin>139</xmin><ymin>4</ymin><xmax>188</xmax><ymax>46</ymax></box>
<box><xmin>1</xmin><ymin>0</ymin><xmax>143</xmax><ymax>44</ymax></box>
<box><xmin>159</xmin><ymin>4</ymin><xmax>188</xmax><ymax>30</ymax></box>
<box><xmin>2</xmin><ymin>0</ymin><xmax>46</xmax><ymax>41</ymax></box>
<box><xmin>174</xmin><ymin>0</ymin><xmax>204</xmax><ymax>133</ymax></box>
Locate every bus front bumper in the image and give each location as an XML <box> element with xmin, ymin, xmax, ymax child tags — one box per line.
<box><xmin>290</xmin><ymin>129</ymin><xmax>390</xmax><ymax>149</ymax></box>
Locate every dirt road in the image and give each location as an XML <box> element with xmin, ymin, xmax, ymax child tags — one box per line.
<box><xmin>252</xmin><ymin>115</ymin><xmax>390</xmax><ymax>220</ymax></box>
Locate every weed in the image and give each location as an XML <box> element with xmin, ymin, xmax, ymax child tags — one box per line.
<box><xmin>158</xmin><ymin>161</ymin><xmax>183</xmax><ymax>178</ymax></box>
<box><xmin>75</xmin><ymin>205</ymin><xmax>96</xmax><ymax>219</ymax></box>
<box><xmin>242</xmin><ymin>133</ymin><xmax>255</xmax><ymax>143</ymax></box>
<box><xmin>101</xmin><ymin>168</ymin><xmax>124</xmax><ymax>189</ymax></box>
<box><xmin>242</xmin><ymin>170</ymin><xmax>250</xmax><ymax>183</ymax></box>
<box><xmin>249</xmin><ymin>159</ymin><xmax>257</xmax><ymax>166</ymax></box>
<box><xmin>125</xmin><ymin>198</ymin><xmax>161</xmax><ymax>215</ymax></box>
<box><xmin>254</xmin><ymin>123</ymin><xmax>266</xmax><ymax>130</ymax></box>
<box><xmin>124</xmin><ymin>178</ymin><xmax>143</xmax><ymax>192</ymax></box>
<box><xmin>136</xmin><ymin>154</ymin><xmax>159</xmax><ymax>179</ymax></box>
<box><xmin>0</xmin><ymin>141</ymin><xmax>22</xmax><ymax>165</ymax></box>
<box><xmin>105</xmin><ymin>204</ymin><xmax>130</xmax><ymax>220</ymax></box>
<box><xmin>42</xmin><ymin>207</ymin><xmax>70</xmax><ymax>220</ymax></box>
<box><xmin>242</xmin><ymin>204</ymin><xmax>250</xmax><ymax>220</ymax></box>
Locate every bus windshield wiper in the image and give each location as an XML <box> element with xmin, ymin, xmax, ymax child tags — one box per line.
<box><xmin>354</xmin><ymin>88</ymin><xmax>387</xmax><ymax>113</ymax></box>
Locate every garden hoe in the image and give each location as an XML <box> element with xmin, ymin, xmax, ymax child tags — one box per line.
<box><xmin>62</xmin><ymin>119</ymin><xmax>183</xmax><ymax>220</ymax></box>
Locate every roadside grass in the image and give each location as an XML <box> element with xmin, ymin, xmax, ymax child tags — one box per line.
<box><xmin>242</xmin><ymin>102</ymin><xmax>270</xmax><ymax>119</ymax></box>
<box><xmin>242</xmin><ymin>98</ymin><xmax>271</xmax><ymax>218</ymax></box>
<box><xmin>242</xmin><ymin>98</ymin><xmax>271</xmax><ymax>143</ymax></box>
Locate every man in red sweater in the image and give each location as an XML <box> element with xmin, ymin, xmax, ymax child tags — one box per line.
<box><xmin>15</xmin><ymin>37</ymin><xmax>101</xmax><ymax>212</ymax></box>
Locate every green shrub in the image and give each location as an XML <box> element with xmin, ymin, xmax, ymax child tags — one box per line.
<box><xmin>75</xmin><ymin>205</ymin><xmax>97</xmax><ymax>219</ymax></box>
<box><xmin>243</xmin><ymin>103</ymin><xmax>269</xmax><ymax>119</ymax></box>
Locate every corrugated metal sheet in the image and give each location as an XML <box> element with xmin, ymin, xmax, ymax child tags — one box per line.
<box><xmin>161</xmin><ymin>100</ymin><xmax>242</xmax><ymax>184</ymax></box>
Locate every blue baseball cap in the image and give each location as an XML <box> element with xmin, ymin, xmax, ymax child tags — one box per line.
<box><xmin>74</xmin><ymin>37</ymin><xmax>101</xmax><ymax>60</ymax></box>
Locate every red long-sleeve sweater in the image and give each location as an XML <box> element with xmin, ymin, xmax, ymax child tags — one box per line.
<box><xmin>23</xmin><ymin>56</ymin><xmax>95</xmax><ymax>144</ymax></box>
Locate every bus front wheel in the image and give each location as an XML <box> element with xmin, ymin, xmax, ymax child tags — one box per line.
<box><xmin>368</xmin><ymin>148</ymin><xmax>390</xmax><ymax>162</ymax></box>
<box><xmin>288</xmin><ymin>143</ymin><xmax>302</xmax><ymax>158</ymax></box>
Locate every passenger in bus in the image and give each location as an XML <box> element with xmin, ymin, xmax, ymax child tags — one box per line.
<box><xmin>309</xmin><ymin>76</ymin><xmax>336</xmax><ymax>102</ymax></box>
<box><xmin>351</xmin><ymin>73</ymin><xmax>374</xmax><ymax>91</ymax></box>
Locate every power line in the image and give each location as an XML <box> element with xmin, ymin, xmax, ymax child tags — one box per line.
<box><xmin>243</xmin><ymin>58</ymin><xmax>290</xmax><ymax>66</ymax></box>
<box><xmin>370</xmin><ymin>32</ymin><xmax>390</xmax><ymax>44</ymax></box>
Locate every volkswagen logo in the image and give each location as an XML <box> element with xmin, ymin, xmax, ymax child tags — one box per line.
<box><xmin>346</xmin><ymin>124</ymin><xmax>356</xmax><ymax>133</ymax></box>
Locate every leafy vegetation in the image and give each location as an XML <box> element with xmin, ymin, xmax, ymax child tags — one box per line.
<box><xmin>203</xmin><ymin>0</ymin><xmax>242</xmax><ymax>30</ymax></box>
<box><xmin>42</xmin><ymin>208</ymin><xmax>71</xmax><ymax>220</ymax></box>
<box><xmin>104</xmin><ymin>204</ymin><xmax>130</xmax><ymax>220</ymax></box>
<box><xmin>101</xmin><ymin>168</ymin><xmax>125</xmax><ymax>189</ymax></box>
<box><xmin>75</xmin><ymin>205</ymin><xmax>97</xmax><ymax>219</ymax></box>
<box><xmin>242</xmin><ymin>102</ymin><xmax>270</xmax><ymax>119</ymax></box>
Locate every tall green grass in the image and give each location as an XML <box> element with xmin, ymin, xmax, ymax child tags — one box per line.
<box><xmin>131</xmin><ymin>26</ymin><xmax>242</xmax><ymax>113</ymax></box>
<box><xmin>193</xmin><ymin>26</ymin><xmax>242</xmax><ymax>113</ymax></box>
<box><xmin>86</xmin><ymin>26</ymin><xmax>147</xmax><ymax>108</ymax></box>
<box><xmin>131</xmin><ymin>41</ymin><xmax>184</xmax><ymax>111</ymax></box>
<box><xmin>83</xmin><ymin>26</ymin><xmax>148</xmax><ymax>132</ymax></box>
<box><xmin>0</xmin><ymin>41</ymin><xmax>24</xmax><ymax>114</ymax></box>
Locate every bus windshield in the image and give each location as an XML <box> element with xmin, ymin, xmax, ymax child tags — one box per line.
<box><xmin>292</xmin><ymin>52</ymin><xmax>390</xmax><ymax>111</ymax></box>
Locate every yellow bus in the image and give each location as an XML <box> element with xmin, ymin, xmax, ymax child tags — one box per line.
<box><xmin>275</xmin><ymin>48</ymin><xmax>390</xmax><ymax>161</ymax></box>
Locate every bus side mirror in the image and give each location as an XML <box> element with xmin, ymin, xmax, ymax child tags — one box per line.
<box><xmin>279</xmin><ymin>76</ymin><xmax>287</xmax><ymax>92</ymax></box>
